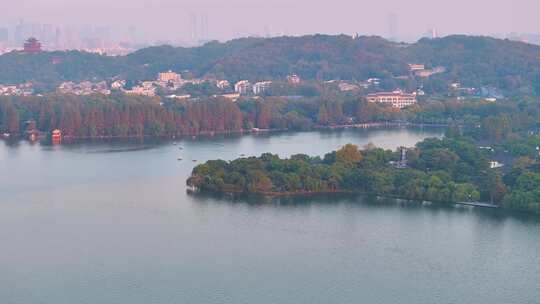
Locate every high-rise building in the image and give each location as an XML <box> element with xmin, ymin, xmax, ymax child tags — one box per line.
<box><xmin>200</xmin><ymin>13</ymin><xmax>209</xmax><ymax>41</ymax></box>
<box><xmin>189</xmin><ymin>13</ymin><xmax>210</xmax><ymax>44</ymax></box>
<box><xmin>190</xmin><ymin>13</ymin><xmax>198</xmax><ymax>43</ymax></box>
<box><xmin>31</xmin><ymin>23</ymin><xmax>43</xmax><ymax>40</ymax></box>
<box><xmin>14</xmin><ymin>21</ymin><xmax>26</xmax><ymax>45</ymax></box>
<box><xmin>0</xmin><ymin>28</ymin><xmax>8</xmax><ymax>43</ymax></box>
<box><xmin>387</xmin><ymin>13</ymin><xmax>398</xmax><ymax>41</ymax></box>
<box><xmin>424</xmin><ymin>28</ymin><xmax>438</xmax><ymax>39</ymax></box>
<box><xmin>42</xmin><ymin>24</ymin><xmax>54</xmax><ymax>44</ymax></box>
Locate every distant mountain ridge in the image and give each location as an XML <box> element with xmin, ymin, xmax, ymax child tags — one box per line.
<box><xmin>2</xmin><ymin>34</ymin><xmax>540</xmax><ymax>95</ymax></box>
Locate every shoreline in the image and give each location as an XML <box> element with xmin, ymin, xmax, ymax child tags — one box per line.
<box><xmin>187</xmin><ymin>188</ymin><xmax>500</xmax><ymax>210</ymax></box>
<box><xmin>1</xmin><ymin>122</ymin><xmax>446</xmax><ymax>143</ymax></box>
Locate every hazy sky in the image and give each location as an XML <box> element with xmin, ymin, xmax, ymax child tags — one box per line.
<box><xmin>4</xmin><ymin>0</ymin><xmax>540</xmax><ymax>42</ymax></box>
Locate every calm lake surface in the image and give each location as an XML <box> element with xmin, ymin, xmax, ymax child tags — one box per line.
<box><xmin>1</xmin><ymin>128</ymin><xmax>540</xmax><ymax>304</ymax></box>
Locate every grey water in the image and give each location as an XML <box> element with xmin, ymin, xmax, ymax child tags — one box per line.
<box><xmin>1</xmin><ymin>128</ymin><xmax>540</xmax><ymax>304</ymax></box>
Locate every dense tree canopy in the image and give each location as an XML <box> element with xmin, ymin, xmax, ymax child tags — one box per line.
<box><xmin>3</xmin><ymin>92</ymin><xmax>540</xmax><ymax>142</ymax></box>
<box><xmin>188</xmin><ymin>138</ymin><xmax>497</xmax><ymax>206</ymax></box>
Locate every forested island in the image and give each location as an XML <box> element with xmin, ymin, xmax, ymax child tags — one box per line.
<box><xmin>187</xmin><ymin>135</ymin><xmax>540</xmax><ymax>214</ymax></box>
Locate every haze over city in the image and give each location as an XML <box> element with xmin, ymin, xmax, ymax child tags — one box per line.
<box><xmin>2</xmin><ymin>0</ymin><xmax>540</xmax><ymax>45</ymax></box>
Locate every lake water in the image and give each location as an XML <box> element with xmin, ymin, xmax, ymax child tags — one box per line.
<box><xmin>1</xmin><ymin>128</ymin><xmax>540</xmax><ymax>304</ymax></box>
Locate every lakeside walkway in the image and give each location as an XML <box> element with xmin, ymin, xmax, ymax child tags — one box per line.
<box><xmin>456</xmin><ymin>201</ymin><xmax>500</xmax><ymax>209</ymax></box>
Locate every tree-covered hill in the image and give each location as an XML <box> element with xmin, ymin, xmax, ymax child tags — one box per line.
<box><xmin>2</xmin><ymin>34</ymin><xmax>540</xmax><ymax>94</ymax></box>
<box><xmin>0</xmin><ymin>50</ymin><xmax>126</xmax><ymax>87</ymax></box>
<box><xmin>404</xmin><ymin>35</ymin><xmax>540</xmax><ymax>94</ymax></box>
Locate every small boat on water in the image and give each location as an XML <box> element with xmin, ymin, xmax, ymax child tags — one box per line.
<box><xmin>177</xmin><ymin>157</ymin><xmax>183</xmax><ymax>161</ymax></box>
<box><xmin>192</xmin><ymin>159</ymin><xmax>198</xmax><ymax>162</ymax></box>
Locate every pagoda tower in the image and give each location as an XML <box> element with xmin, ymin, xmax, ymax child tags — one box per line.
<box><xmin>23</xmin><ymin>37</ymin><xmax>42</xmax><ymax>53</ymax></box>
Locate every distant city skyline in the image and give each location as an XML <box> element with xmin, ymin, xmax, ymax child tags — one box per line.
<box><xmin>2</xmin><ymin>0</ymin><xmax>540</xmax><ymax>43</ymax></box>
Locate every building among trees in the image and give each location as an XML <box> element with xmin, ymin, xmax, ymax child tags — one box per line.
<box><xmin>51</xmin><ymin>129</ymin><xmax>62</xmax><ymax>143</ymax></box>
<box><xmin>23</xmin><ymin>38</ymin><xmax>42</xmax><ymax>53</ymax></box>
<box><xmin>287</xmin><ymin>74</ymin><xmax>301</xmax><ymax>85</ymax></box>
<box><xmin>234</xmin><ymin>80</ymin><xmax>251</xmax><ymax>95</ymax></box>
<box><xmin>366</xmin><ymin>91</ymin><xmax>417</xmax><ymax>109</ymax></box>
<box><xmin>253</xmin><ymin>81</ymin><xmax>272</xmax><ymax>95</ymax></box>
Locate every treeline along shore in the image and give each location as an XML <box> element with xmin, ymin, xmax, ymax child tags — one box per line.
<box><xmin>0</xmin><ymin>89</ymin><xmax>537</xmax><ymax>141</ymax></box>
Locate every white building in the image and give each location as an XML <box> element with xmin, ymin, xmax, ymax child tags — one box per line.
<box><xmin>111</xmin><ymin>80</ymin><xmax>126</xmax><ymax>90</ymax></box>
<box><xmin>0</xmin><ymin>84</ymin><xmax>33</xmax><ymax>96</ymax></box>
<box><xmin>366</xmin><ymin>90</ymin><xmax>417</xmax><ymax>109</ymax></box>
<box><xmin>166</xmin><ymin>94</ymin><xmax>191</xmax><ymax>101</ymax></box>
<box><xmin>235</xmin><ymin>80</ymin><xmax>251</xmax><ymax>95</ymax></box>
<box><xmin>123</xmin><ymin>82</ymin><xmax>156</xmax><ymax>97</ymax></box>
<box><xmin>216</xmin><ymin>80</ymin><xmax>230</xmax><ymax>89</ymax></box>
<box><xmin>253</xmin><ymin>81</ymin><xmax>272</xmax><ymax>95</ymax></box>
<box><xmin>367</xmin><ymin>78</ymin><xmax>381</xmax><ymax>85</ymax></box>
<box><xmin>57</xmin><ymin>81</ymin><xmax>110</xmax><ymax>96</ymax></box>
<box><xmin>338</xmin><ymin>82</ymin><xmax>359</xmax><ymax>92</ymax></box>
<box><xmin>214</xmin><ymin>93</ymin><xmax>241</xmax><ymax>102</ymax></box>
<box><xmin>287</xmin><ymin>74</ymin><xmax>301</xmax><ymax>85</ymax></box>
<box><xmin>490</xmin><ymin>161</ymin><xmax>504</xmax><ymax>169</ymax></box>
<box><xmin>408</xmin><ymin>64</ymin><xmax>425</xmax><ymax>71</ymax></box>
<box><xmin>414</xmin><ymin>66</ymin><xmax>446</xmax><ymax>78</ymax></box>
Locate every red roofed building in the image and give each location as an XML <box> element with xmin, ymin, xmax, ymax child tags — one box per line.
<box><xmin>51</xmin><ymin>129</ymin><xmax>62</xmax><ymax>143</ymax></box>
<box><xmin>23</xmin><ymin>38</ymin><xmax>42</xmax><ymax>53</ymax></box>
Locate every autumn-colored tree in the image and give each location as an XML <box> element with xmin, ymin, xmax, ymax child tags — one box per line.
<box><xmin>317</xmin><ymin>104</ymin><xmax>329</xmax><ymax>125</ymax></box>
<box><xmin>256</xmin><ymin>102</ymin><xmax>272</xmax><ymax>129</ymax></box>
<box><xmin>336</xmin><ymin>144</ymin><xmax>363</xmax><ymax>166</ymax></box>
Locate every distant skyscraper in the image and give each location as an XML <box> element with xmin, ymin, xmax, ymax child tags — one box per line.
<box><xmin>423</xmin><ymin>28</ymin><xmax>439</xmax><ymax>39</ymax></box>
<box><xmin>263</xmin><ymin>26</ymin><xmax>271</xmax><ymax>38</ymax></box>
<box><xmin>430</xmin><ymin>28</ymin><xmax>438</xmax><ymax>39</ymax></box>
<box><xmin>128</xmin><ymin>25</ymin><xmax>137</xmax><ymax>44</ymax></box>
<box><xmin>31</xmin><ymin>23</ymin><xmax>43</xmax><ymax>40</ymax></box>
<box><xmin>189</xmin><ymin>13</ymin><xmax>210</xmax><ymax>44</ymax></box>
<box><xmin>42</xmin><ymin>24</ymin><xmax>54</xmax><ymax>44</ymax></box>
<box><xmin>0</xmin><ymin>28</ymin><xmax>8</xmax><ymax>43</ymax></box>
<box><xmin>14</xmin><ymin>20</ymin><xmax>26</xmax><ymax>45</ymax></box>
<box><xmin>200</xmin><ymin>13</ymin><xmax>209</xmax><ymax>41</ymax></box>
<box><xmin>387</xmin><ymin>13</ymin><xmax>398</xmax><ymax>41</ymax></box>
<box><xmin>190</xmin><ymin>13</ymin><xmax>198</xmax><ymax>43</ymax></box>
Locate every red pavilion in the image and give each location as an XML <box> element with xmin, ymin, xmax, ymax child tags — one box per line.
<box><xmin>23</xmin><ymin>38</ymin><xmax>42</xmax><ymax>53</ymax></box>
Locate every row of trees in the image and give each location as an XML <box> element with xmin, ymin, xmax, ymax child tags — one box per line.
<box><xmin>3</xmin><ymin>92</ymin><xmax>540</xmax><ymax>141</ymax></box>
<box><xmin>0</xmin><ymin>94</ymin><xmax>244</xmax><ymax>137</ymax></box>
<box><xmin>0</xmin><ymin>92</ymin><xmax>406</xmax><ymax>137</ymax></box>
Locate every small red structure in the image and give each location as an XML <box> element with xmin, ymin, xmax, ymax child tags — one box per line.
<box><xmin>23</xmin><ymin>37</ymin><xmax>42</xmax><ymax>53</ymax></box>
<box><xmin>51</xmin><ymin>129</ymin><xmax>62</xmax><ymax>143</ymax></box>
